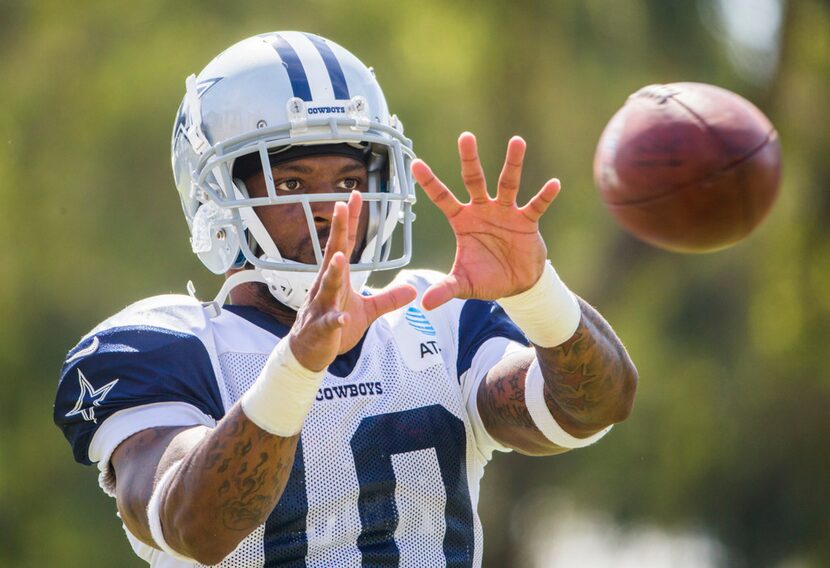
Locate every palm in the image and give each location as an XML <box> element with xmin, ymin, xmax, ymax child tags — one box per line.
<box><xmin>299</xmin><ymin>285</ymin><xmax>376</xmax><ymax>359</ymax></box>
<box><xmin>337</xmin><ymin>287</ymin><xmax>386</xmax><ymax>352</ymax></box>
<box><xmin>289</xmin><ymin>193</ymin><xmax>416</xmax><ymax>371</ymax></box>
<box><xmin>446</xmin><ymin>199</ymin><xmax>547</xmax><ymax>300</ymax></box>
<box><xmin>412</xmin><ymin>133</ymin><xmax>560</xmax><ymax>310</ymax></box>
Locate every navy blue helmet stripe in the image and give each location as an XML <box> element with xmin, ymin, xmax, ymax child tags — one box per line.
<box><xmin>305</xmin><ymin>33</ymin><xmax>350</xmax><ymax>100</ymax></box>
<box><xmin>269</xmin><ymin>35</ymin><xmax>312</xmax><ymax>102</ymax></box>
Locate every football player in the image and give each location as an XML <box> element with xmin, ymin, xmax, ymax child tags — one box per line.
<box><xmin>55</xmin><ymin>31</ymin><xmax>637</xmax><ymax>567</ymax></box>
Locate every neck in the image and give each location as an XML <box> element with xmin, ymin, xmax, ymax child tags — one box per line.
<box><xmin>228</xmin><ymin>281</ymin><xmax>298</xmax><ymax>328</ymax></box>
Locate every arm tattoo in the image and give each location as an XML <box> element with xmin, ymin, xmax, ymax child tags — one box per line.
<box><xmin>184</xmin><ymin>406</ymin><xmax>297</xmax><ymax>533</ymax></box>
<box><xmin>478</xmin><ymin>364</ymin><xmax>536</xmax><ymax>430</ymax></box>
<box><xmin>536</xmin><ymin>298</ymin><xmax>636</xmax><ymax>431</ymax></box>
<box><xmin>477</xmin><ymin>355</ymin><xmax>539</xmax><ymax>454</ymax></box>
<box><xmin>479</xmin><ymin>297</ymin><xmax>636</xmax><ymax>450</ymax></box>
<box><xmin>114</xmin><ymin>405</ymin><xmax>300</xmax><ymax>560</ymax></box>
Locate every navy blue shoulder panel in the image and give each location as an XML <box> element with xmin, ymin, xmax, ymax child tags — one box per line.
<box><xmin>223</xmin><ymin>305</ymin><xmax>291</xmax><ymax>338</ymax></box>
<box><xmin>54</xmin><ymin>325</ymin><xmax>223</xmax><ymax>465</ymax></box>
<box><xmin>456</xmin><ymin>300</ymin><xmax>530</xmax><ymax>377</ymax></box>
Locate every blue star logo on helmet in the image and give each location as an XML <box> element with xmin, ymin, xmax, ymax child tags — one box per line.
<box><xmin>196</xmin><ymin>77</ymin><xmax>223</xmax><ymax>97</ymax></box>
<box><xmin>405</xmin><ymin>307</ymin><xmax>436</xmax><ymax>336</ymax></box>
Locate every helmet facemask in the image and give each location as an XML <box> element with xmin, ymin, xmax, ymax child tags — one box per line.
<box><xmin>171</xmin><ymin>32</ymin><xmax>416</xmax><ymax>311</ymax></box>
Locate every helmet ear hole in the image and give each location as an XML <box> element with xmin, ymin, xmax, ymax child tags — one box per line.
<box><xmin>231</xmin><ymin>249</ymin><xmax>247</xmax><ymax>270</ymax></box>
<box><xmin>191</xmin><ymin>202</ymin><xmax>241</xmax><ymax>274</ymax></box>
<box><xmin>195</xmin><ymin>225</ymin><xmax>241</xmax><ymax>274</ymax></box>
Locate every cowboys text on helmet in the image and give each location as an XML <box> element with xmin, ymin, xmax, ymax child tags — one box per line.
<box><xmin>170</xmin><ymin>31</ymin><xmax>416</xmax><ymax>310</ymax></box>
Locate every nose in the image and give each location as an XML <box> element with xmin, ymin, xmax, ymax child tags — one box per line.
<box><xmin>310</xmin><ymin>199</ymin><xmax>336</xmax><ymax>226</ymax></box>
<box><xmin>307</xmin><ymin>181</ymin><xmax>346</xmax><ymax>224</ymax></box>
<box><xmin>308</xmin><ymin>194</ymin><xmax>341</xmax><ymax>246</ymax></box>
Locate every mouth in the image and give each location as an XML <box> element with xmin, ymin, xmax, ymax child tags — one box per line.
<box><xmin>269</xmin><ymin>220</ymin><xmax>365</xmax><ymax>267</ymax></box>
<box><xmin>289</xmin><ymin>227</ymin><xmax>336</xmax><ymax>265</ymax></box>
<box><xmin>296</xmin><ymin>235</ymin><xmax>366</xmax><ymax>265</ymax></box>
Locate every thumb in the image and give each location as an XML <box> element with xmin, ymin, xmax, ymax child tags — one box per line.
<box><xmin>421</xmin><ymin>276</ymin><xmax>461</xmax><ymax>311</ymax></box>
<box><xmin>365</xmin><ymin>284</ymin><xmax>418</xmax><ymax>322</ymax></box>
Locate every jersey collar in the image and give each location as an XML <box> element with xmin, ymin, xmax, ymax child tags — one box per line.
<box><xmin>223</xmin><ymin>304</ymin><xmax>368</xmax><ymax>378</ymax></box>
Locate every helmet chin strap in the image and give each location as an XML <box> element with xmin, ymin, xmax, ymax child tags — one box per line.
<box><xmin>259</xmin><ymin>263</ymin><xmax>317</xmax><ymax>311</ymax></box>
<box><xmin>194</xmin><ymin>265</ymin><xmax>370</xmax><ymax>318</ymax></box>
<box><xmin>196</xmin><ymin>179</ymin><xmax>375</xmax><ymax>316</ymax></box>
<box><xmin>260</xmin><ymin>261</ymin><xmax>371</xmax><ymax>311</ymax></box>
<box><xmin>191</xmin><ymin>265</ymin><xmax>317</xmax><ymax>316</ymax></box>
<box><xmin>191</xmin><ymin>270</ymin><xmax>268</xmax><ymax>318</ymax></box>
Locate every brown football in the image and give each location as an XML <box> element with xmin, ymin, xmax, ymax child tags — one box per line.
<box><xmin>593</xmin><ymin>82</ymin><xmax>781</xmax><ymax>253</ymax></box>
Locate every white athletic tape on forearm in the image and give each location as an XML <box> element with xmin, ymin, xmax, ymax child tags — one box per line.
<box><xmin>240</xmin><ymin>338</ymin><xmax>326</xmax><ymax>437</ymax></box>
<box><xmin>524</xmin><ymin>358</ymin><xmax>612</xmax><ymax>449</ymax></box>
<box><xmin>147</xmin><ymin>459</ymin><xmax>198</xmax><ymax>562</ymax></box>
<box><xmin>497</xmin><ymin>261</ymin><xmax>581</xmax><ymax>348</ymax></box>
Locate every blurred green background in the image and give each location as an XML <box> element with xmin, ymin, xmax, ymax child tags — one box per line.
<box><xmin>2</xmin><ymin>0</ymin><xmax>828</xmax><ymax>566</ymax></box>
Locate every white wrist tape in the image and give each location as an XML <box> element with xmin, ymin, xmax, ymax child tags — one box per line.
<box><xmin>240</xmin><ymin>338</ymin><xmax>326</xmax><ymax>437</ymax></box>
<box><xmin>525</xmin><ymin>358</ymin><xmax>612</xmax><ymax>448</ymax></box>
<box><xmin>497</xmin><ymin>261</ymin><xmax>581</xmax><ymax>347</ymax></box>
<box><xmin>147</xmin><ymin>459</ymin><xmax>197</xmax><ymax>562</ymax></box>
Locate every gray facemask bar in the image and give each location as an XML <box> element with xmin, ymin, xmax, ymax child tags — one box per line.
<box><xmin>192</xmin><ymin>117</ymin><xmax>415</xmax><ymax>274</ymax></box>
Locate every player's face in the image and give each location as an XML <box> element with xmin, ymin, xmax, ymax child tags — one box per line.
<box><xmin>244</xmin><ymin>155</ymin><xmax>370</xmax><ymax>264</ymax></box>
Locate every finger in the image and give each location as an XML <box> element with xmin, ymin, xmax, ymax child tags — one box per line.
<box><xmin>323</xmin><ymin>201</ymin><xmax>350</xmax><ymax>264</ymax></box>
<box><xmin>344</xmin><ymin>190</ymin><xmax>362</xmax><ymax>261</ymax></box>
<box><xmin>520</xmin><ymin>178</ymin><xmax>561</xmax><ymax>222</ymax></box>
<box><xmin>318</xmin><ymin>310</ymin><xmax>348</xmax><ymax>332</ymax></box>
<box><xmin>315</xmin><ymin>251</ymin><xmax>347</xmax><ymax>306</ymax></box>
<box><xmin>457</xmin><ymin>132</ymin><xmax>488</xmax><ymax>203</ymax></box>
<box><xmin>411</xmin><ymin>159</ymin><xmax>463</xmax><ymax>219</ymax></box>
<box><xmin>421</xmin><ymin>275</ymin><xmax>462</xmax><ymax>311</ymax></box>
<box><xmin>309</xmin><ymin>202</ymin><xmax>350</xmax><ymax>298</ymax></box>
<box><xmin>306</xmin><ymin>310</ymin><xmax>349</xmax><ymax>340</ymax></box>
<box><xmin>363</xmin><ymin>284</ymin><xmax>418</xmax><ymax>322</ymax></box>
<box><xmin>307</xmin><ymin>256</ymin><xmax>328</xmax><ymax>300</ymax></box>
<box><xmin>496</xmin><ymin>136</ymin><xmax>526</xmax><ymax>206</ymax></box>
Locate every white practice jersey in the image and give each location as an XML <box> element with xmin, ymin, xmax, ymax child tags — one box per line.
<box><xmin>54</xmin><ymin>270</ymin><xmax>531</xmax><ymax>567</ymax></box>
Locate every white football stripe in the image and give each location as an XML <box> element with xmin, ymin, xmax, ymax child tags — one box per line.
<box><xmin>280</xmin><ymin>31</ymin><xmax>335</xmax><ymax>102</ymax></box>
<box><xmin>66</xmin><ymin>336</ymin><xmax>100</xmax><ymax>364</ymax></box>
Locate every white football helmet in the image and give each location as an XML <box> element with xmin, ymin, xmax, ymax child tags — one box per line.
<box><xmin>171</xmin><ymin>31</ymin><xmax>416</xmax><ymax>310</ymax></box>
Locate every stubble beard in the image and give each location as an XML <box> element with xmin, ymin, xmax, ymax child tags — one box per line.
<box><xmin>245</xmin><ymin>230</ymin><xmax>367</xmax><ymax>322</ymax></box>
<box><xmin>250</xmin><ymin>282</ymin><xmax>299</xmax><ymax>323</ymax></box>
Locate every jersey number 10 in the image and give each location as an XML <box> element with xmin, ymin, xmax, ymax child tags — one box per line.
<box><xmin>264</xmin><ymin>405</ymin><xmax>475</xmax><ymax>567</ymax></box>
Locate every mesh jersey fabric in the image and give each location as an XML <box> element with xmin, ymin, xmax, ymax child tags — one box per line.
<box><xmin>54</xmin><ymin>269</ymin><xmax>530</xmax><ymax>567</ymax></box>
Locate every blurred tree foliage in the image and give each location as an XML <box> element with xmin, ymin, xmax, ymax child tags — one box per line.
<box><xmin>1</xmin><ymin>0</ymin><xmax>828</xmax><ymax>566</ymax></box>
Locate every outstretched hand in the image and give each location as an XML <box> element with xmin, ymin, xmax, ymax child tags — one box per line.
<box><xmin>289</xmin><ymin>192</ymin><xmax>417</xmax><ymax>371</ymax></box>
<box><xmin>411</xmin><ymin>132</ymin><xmax>561</xmax><ymax>311</ymax></box>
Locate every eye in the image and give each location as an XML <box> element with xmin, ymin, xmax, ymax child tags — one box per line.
<box><xmin>275</xmin><ymin>178</ymin><xmax>302</xmax><ymax>192</ymax></box>
<box><xmin>338</xmin><ymin>177</ymin><xmax>362</xmax><ymax>191</ymax></box>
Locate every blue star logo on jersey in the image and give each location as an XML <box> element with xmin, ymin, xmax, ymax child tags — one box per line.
<box><xmin>65</xmin><ymin>369</ymin><xmax>119</xmax><ymax>424</ymax></box>
<box><xmin>405</xmin><ymin>307</ymin><xmax>436</xmax><ymax>336</ymax></box>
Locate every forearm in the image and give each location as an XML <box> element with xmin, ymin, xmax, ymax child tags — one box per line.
<box><xmin>534</xmin><ymin>297</ymin><xmax>637</xmax><ymax>436</ymax></box>
<box><xmin>159</xmin><ymin>404</ymin><xmax>299</xmax><ymax>564</ymax></box>
<box><xmin>479</xmin><ymin>264</ymin><xmax>637</xmax><ymax>454</ymax></box>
